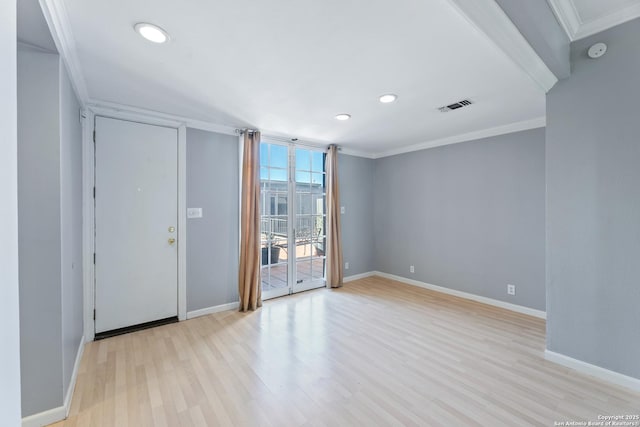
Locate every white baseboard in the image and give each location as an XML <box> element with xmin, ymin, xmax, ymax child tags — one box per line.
<box><xmin>343</xmin><ymin>271</ymin><xmax>375</xmax><ymax>283</ymax></box>
<box><xmin>64</xmin><ymin>336</ymin><xmax>85</xmax><ymax>417</ymax></box>
<box><xmin>21</xmin><ymin>406</ymin><xmax>66</xmax><ymax>427</ymax></box>
<box><xmin>22</xmin><ymin>335</ymin><xmax>85</xmax><ymax>427</ymax></box>
<box><xmin>544</xmin><ymin>350</ymin><xmax>640</xmax><ymax>392</ymax></box>
<box><xmin>373</xmin><ymin>271</ymin><xmax>546</xmax><ymax>319</ymax></box>
<box><xmin>187</xmin><ymin>301</ymin><xmax>239</xmax><ymax>319</ymax></box>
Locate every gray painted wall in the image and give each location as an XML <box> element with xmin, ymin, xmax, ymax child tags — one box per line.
<box><xmin>17</xmin><ymin>40</ymin><xmax>84</xmax><ymax>417</ymax></box>
<box><xmin>185</xmin><ymin>139</ymin><xmax>376</xmax><ymax>307</ymax></box>
<box><xmin>338</xmin><ymin>154</ymin><xmax>375</xmax><ymax>276</ymax></box>
<box><xmin>186</xmin><ymin>128</ymin><xmax>239</xmax><ymax>311</ymax></box>
<box><xmin>59</xmin><ymin>61</ymin><xmax>84</xmax><ymax>398</ymax></box>
<box><xmin>18</xmin><ymin>46</ymin><xmax>64</xmax><ymax>416</ymax></box>
<box><xmin>546</xmin><ymin>18</ymin><xmax>640</xmax><ymax>379</ymax></box>
<box><xmin>374</xmin><ymin>128</ymin><xmax>546</xmax><ymax>311</ymax></box>
<box><xmin>17</xmin><ymin>0</ymin><xmax>56</xmax><ymax>52</ymax></box>
<box><xmin>0</xmin><ymin>0</ymin><xmax>23</xmax><ymax>423</ymax></box>
<box><xmin>495</xmin><ymin>0</ymin><xmax>570</xmax><ymax>79</ymax></box>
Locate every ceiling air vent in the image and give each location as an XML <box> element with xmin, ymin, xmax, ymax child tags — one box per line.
<box><xmin>438</xmin><ymin>99</ymin><xmax>473</xmax><ymax>112</ymax></box>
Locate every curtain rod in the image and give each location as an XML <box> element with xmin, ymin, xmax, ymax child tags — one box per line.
<box><xmin>235</xmin><ymin>128</ymin><xmax>259</xmax><ymax>135</ymax></box>
<box><xmin>235</xmin><ymin>128</ymin><xmax>338</xmax><ymax>151</ymax></box>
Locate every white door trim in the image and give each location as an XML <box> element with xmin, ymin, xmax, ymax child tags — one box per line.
<box><xmin>177</xmin><ymin>125</ymin><xmax>187</xmax><ymax>321</ymax></box>
<box><xmin>82</xmin><ymin>106</ymin><xmax>187</xmax><ymax>342</ymax></box>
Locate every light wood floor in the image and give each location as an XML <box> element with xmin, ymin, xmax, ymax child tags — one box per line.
<box><xmin>52</xmin><ymin>276</ymin><xmax>640</xmax><ymax>427</ymax></box>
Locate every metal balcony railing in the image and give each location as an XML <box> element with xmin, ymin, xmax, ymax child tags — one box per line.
<box><xmin>261</xmin><ymin>217</ymin><xmax>325</xmax><ymax>240</ymax></box>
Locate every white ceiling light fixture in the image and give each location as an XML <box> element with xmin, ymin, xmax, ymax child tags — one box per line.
<box><xmin>335</xmin><ymin>114</ymin><xmax>351</xmax><ymax>121</ymax></box>
<box><xmin>134</xmin><ymin>23</ymin><xmax>170</xmax><ymax>44</ymax></box>
<box><xmin>379</xmin><ymin>94</ymin><xmax>398</xmax><ymax>103</ymax></box>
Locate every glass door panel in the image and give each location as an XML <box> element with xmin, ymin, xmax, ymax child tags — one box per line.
<box><xmin>292</xmin><ymin>148</ymin><xmax>326</xmax><ymax>293</ymax></box>
<box><xmin>260</xmin><ymin>143</ymin><xmax>290</xmax><ymax>300</ymax></box>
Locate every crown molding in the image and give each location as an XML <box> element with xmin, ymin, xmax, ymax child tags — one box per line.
<box><xmin>88</xmin><ymin>99</ymin><xmax>370</xmax><ymax>155</ymax></box>
<box><xmin>372</xmin><ymin>116</ymin><xmax>545</xmax><ymax>159</ymax></box>
<box><xmin>88</xmin><ymin>99</ymin><xmax>239</xmax><ymax>136</ymax></box>
<box><xmin>444</xmin><ymin>0</ymin><xmax>558</xmax><ymax>92</ymax></box>
<box><xmin>39</xmin><ymin>0</ymin><xmax>89</xmax><ymax>103</ymax></box>
<box><xmin>84</xmin><ymin>101</ymin><xmax>545</xmax><ymax>161</ymax></box>
<box><xmin>89</xmin><ymin>100</ymin><xmax>337</xmax><ymax>154</ymax></box>
<box><xmin>339</xmin><ymin>147</ymin><xmax>377</xmax><ymax>159</ymax></box>
<box><xmin>547</xmin><ymin>0</ymin><xmax>582</xmax><ymax>41</ymax></box>
<box><xmin>548</xmin><ymin>0</ymin><xmax>640</xmax><ymax>41</ymax></box>
<box><xmin>574</xmin><ymin>2</ymin><xmax>640</xmax><ymax>40</ymax></box>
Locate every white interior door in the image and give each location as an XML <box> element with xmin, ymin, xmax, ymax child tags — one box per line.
<box><xmin>95</xmin><ymin>116</ymin><xmax>178</xmax><ymax>333</ymax></box>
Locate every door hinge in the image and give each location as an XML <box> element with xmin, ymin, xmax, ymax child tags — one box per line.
<box><xmin>93</xmin><ymin>253</ymin><xmax>96</xmax><ymax>264</ymax></box>
<box><xmin>93</xmin><ymin>309</ymin><xmax>96</xmax><ymax>320</ymax></box>
<box><xmin>93</xmin><ymin>130</ymin><xmax>96</xmax><ymax>143</ymax></box>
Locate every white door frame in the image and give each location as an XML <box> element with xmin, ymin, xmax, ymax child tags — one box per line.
<box><xmin>259</xmin><ymin>139</ymin><xmax>294</xmax><ymax>301</ymax></box>
<box><xmin>82</xmin><ymin>106</ymin><xmax>187</xmax><ymax>341</ymax></box>
<box><xmin>259</xmin><ymin>138</ymin><xmax>327</xmax><ymax>300</ymax></box>
<box><xmin>290</xmin><ymin>143</ymin><xmax>327</xmax><ymax>294</ymax></box>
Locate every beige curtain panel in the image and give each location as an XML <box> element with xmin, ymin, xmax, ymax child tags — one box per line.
<box><xmin>326</xmin><ymin>144</ymin><xmax>344</xmax><ymax>288</ymax></box>
<box><xmin>238</xmin><ymin>131</ymin><xmax>262</xmax><ymax>311</ymax></box>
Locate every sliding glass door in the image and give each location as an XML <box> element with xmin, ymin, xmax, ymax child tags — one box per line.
<box><xmin>260</xmin><ymin>142</ymin><xmax>326</xmax><ymax>300</ymax></box>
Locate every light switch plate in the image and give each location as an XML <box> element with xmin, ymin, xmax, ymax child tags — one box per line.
<box><xmin>187</xmin><ymin>208</ymin><xmax>203</xmax><ymax>219</ymax></box>
<box><xmin>340</xmin><ymin>206</ymin><xmax>345</xmax><ymax>214</ymax></box>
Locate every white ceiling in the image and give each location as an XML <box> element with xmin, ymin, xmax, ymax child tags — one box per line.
<box><xmin>60</xmin><ymin>0</ymin><xmax>546</xmax><ymax>155</ymax></box>
<box><xmin>549</xmin><ymin>0</ymin><xmax>640</xmax><ymax>40</ymax></box>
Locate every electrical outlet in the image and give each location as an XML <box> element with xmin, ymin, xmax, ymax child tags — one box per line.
<box><xmin>345</xmin><ymin>262</ymin><xmax>349</xmax><ymax>270</ymax></box>
<box><xmin>507</xmin><ymin>284</ymin><xmax>516</xmax><ymax>296</ymax></box>
<box><xmin>410</xmin><ymin>265</ymin><xmax>415</xmax><ymax>274</ymax></box>
<box><xmin>340</xmin><ymin>206</ymin><xmax>345</xmax><ymax>214</ymax></box>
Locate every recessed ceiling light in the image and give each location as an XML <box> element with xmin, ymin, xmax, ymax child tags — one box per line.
<box><xmin>335</xmin><ymin>114</ymin><xmax>351</xmax><ymax>121</ymax></box>
<box><xmin>379</xmin><ymin>94</ymin><xmax>398</xmax><ymax>103</ymax></box>
<box><xmin>134</xmin><ymin>23</ymin><xmax>170</xmax><ymax>44</ymax></box>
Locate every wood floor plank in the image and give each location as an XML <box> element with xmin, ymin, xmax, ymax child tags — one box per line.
<box><xmin>53</xmin><ymin>277</ymin><xmax>640</xmax><ymax>426</ymax></box>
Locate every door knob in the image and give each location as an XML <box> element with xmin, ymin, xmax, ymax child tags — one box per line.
<box><xmin>168</xmin><ymin>238</ymin><xmax>176</xmax><ymax>245</ymax></box>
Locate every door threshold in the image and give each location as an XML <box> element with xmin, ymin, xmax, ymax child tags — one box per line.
<box><xmin>95</xmin><ymin>316</ymin><xmax>178</xmax><ymax>340</ymax></box>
